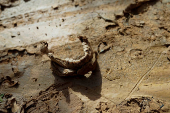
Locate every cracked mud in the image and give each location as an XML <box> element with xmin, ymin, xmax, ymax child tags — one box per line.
<box><xmin>0</xmin><ymin>0</ymin><xmax>170</xmax><ymax>113</ymax></box>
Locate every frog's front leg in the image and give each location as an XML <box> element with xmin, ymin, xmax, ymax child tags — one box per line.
<box><xmin>77</xmin><ymin>52</ymin><xmax>97</xmax><ymax>75</ymax></box>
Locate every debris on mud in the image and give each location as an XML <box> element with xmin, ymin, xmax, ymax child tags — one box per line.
<box><xmin>117</xmin><ymin>97</ymin><xmax>170</xmax><ymax>113</ymax></box>
<box><xmin>98</xmin><ymin>42</ymin><xmax>112</xmax><ymax>54</ymax></box>
<box><xmin>0</xmin><ymin>0</ymin><xmax>170</xmax><ymax>112</ymax></box>
<box><xmin>24</xmin><ymin>83</ymin><xmax>83</xmax><ymax>113</ymax></box>
<box><xmin>1</xmin><ymin>76</ymin><xmax>19</xmax><ymax>88</ymax></box>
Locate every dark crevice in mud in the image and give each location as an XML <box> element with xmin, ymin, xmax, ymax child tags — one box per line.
<box><xmin>114</xmin><ymin>15</ymin><xmax>123</xmax><ymax>20</ymax></box>
<box><xmin>11</xmin><ymin>0</ymin><xmax>19</xmax><ymax>2</ymax></box>
<box><xmin>8</xmin><ymin>49</ymin><xmax>28</xmax><ymax>56</ymax></box>
<box><xmin>126</xmin><ymin>98</ymin><xmax>141</xmax><ymax>107</ymax></box>
<box><xmin>24</xmin><ymin>0</ymin><xmax>31</xmax><ymax>2</ymax></box>
<box><xmin>124</xmin><ymin>0</ymin><xmax>159</xmax><ymax>14</ymax></box>
<box><xmin>124</xmin><ymin>13</ymin><xmax>133</xmax><ymax>23</ymax></box>
<box><xmin>1</xmin><ymin>5</ymin><xmax>11</xmax><ymax>11</ymax></box>
<box><xmin>0</xmin><ymin>24</ymin><xmax>7</xmax><ymax>29</ymax></box>
<box><xmin>163</xmin><ymin>44</ymin><xmax>170</xmax><ymax>48</ymax></box>
<box><xmin>1</xmin><ymin>0</ymin><xmax>20</xmax><ymax>11</ymax></box>
<box><xmin>167</xmin><ymin>57</ymin><xmax>170</xmax><ymax>61</ymax></box>
<box><xmin>122</xmin><ymin>0</ymin><xmax>159</xmax><ymax>25</ymax></box>
<box><xmin>113</xmin><ymin>0</ymin><xmax>159</xmax><ymax>24</ymax></box>
<box><xmin>105</xmin><ymin>25</ymin><xmax>118</xmax><ymax>30</ymax></box>
<box><xmin>13</xmin><ymin>23</ymin><xmax>17</xmax><ymax>27</ymax></box>
<box><xmin>159</xmin><ymin>26</ymin><xmax>170</xmax><ymax>33</ymax></box>
<box><xmin>24</xmin><ymin>99</ymin><xmax>37</xmax><ymax>112</ymax></box>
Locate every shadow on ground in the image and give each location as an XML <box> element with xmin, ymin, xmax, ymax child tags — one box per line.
<box><xmin>52</xmin><ymin>62</ymin><xmax>102</xmax><ymax>102</ymax></box>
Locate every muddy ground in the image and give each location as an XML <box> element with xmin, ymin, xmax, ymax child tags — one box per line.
<box><xmin>0</xmin><ymin>0</ymin><xmax>170</xmax><ymax>113</ymax></box>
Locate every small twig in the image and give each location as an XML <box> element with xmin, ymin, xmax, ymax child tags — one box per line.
<box><xmin>124</xmin><ymin>51</ymin><xmax>164</xmax><ymax>101</ymax></box>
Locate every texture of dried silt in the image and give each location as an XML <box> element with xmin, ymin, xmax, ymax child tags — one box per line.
<box><xmin>0</xmin><ymin>0</ymin><xmax>170</xmax><ymax>112</ymax></box>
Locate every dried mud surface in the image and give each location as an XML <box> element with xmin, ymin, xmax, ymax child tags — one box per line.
<box><xmin>1</xmin><ymin>0</ymin><xmax>170</xmax><ymax>113</ymax></box>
